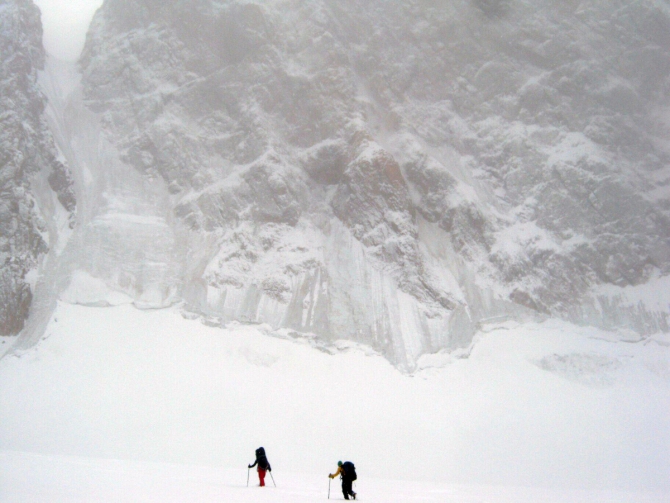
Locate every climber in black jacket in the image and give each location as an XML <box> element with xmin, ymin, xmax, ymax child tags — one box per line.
<box><xmin>248</xmin><ymin>447</ymin><xmax>272</xmax><ymax>486</ymax></box>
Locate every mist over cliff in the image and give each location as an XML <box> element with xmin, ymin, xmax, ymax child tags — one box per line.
<box><xmin>3</xmin><ymin>0</ymin><xmax>670</xmax><ymax>369</ymax></box>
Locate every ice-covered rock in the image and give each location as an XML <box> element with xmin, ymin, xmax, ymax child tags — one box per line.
<box><xmin>12</xmin><ymin>0</ymin><xmax>670</xmax><ymax>369</ymax></box>
<box><xmin>0</xmin><ymin>0</ymin><xmax>76</xmax><ymax>335</ymax></box>
<box><xmin>69</xmin><ymin>0</ymin><xmax>670</xmax><ymax>367</ymax></box>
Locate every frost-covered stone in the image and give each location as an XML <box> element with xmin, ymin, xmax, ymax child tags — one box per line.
<box><xmin>35</xmin><ymin>0</ymin><xmax>670</xmax><ymax>368</ymax></box>
<box><xmin>0</xmin><ymin>0</ymin><xmax>76</xmax><ymax>335</ymax></box>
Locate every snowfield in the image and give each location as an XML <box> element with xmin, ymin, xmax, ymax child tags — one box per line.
<box><xmin>2</xmin><ymin>452</ymin><xmax>667</xmax><ymax>503</ymax></box>
<box><xmin>1</xmin><ymin>302</ymin><xmax>669</xmax><ymax>502</ymax></box>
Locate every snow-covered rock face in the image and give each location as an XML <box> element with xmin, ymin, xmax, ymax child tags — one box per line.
<box><xmin>66</xmin><ymin>0</ymin><xmax>670</xmax><ymax>368</ymax></box>
<box><xmin>0</xmin><ymin>0</ymin><xmax>75</xmax><ymax>335</ymax></box>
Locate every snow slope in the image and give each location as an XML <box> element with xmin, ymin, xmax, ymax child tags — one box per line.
<box><xmin>1</xmin><ymin>302</ymin><xmax>669</xmax><ymax>501</ymax></box>
<box><xmin>1</xmin><ymin>452</ymin><xmax>667</xmax><ymax>503</ymax></box>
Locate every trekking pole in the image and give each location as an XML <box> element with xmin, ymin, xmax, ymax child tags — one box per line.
<box><xmin>247</xmin><ymin>467</ymin><xmax>250</xmax><ymax>487</ymax></box>
<box><xmin>328</xmin><ymin>477</ymin><xmax>331</xmax><ymax>499</ymax></box>
<box><xmin>269</xmin><ymin>470</ymin><xmax>276</xmax><ymax>487</ymax></box>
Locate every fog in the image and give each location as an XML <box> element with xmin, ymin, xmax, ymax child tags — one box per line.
<box><xmin>34</xmin><ymin>0</ymin><xmax>102</xmax><ymax>61</ymax></box>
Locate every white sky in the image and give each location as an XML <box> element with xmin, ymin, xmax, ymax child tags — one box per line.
<box><xmin>34</xmin><ymin>0</ymin><xmax>104</xmax><ymax>61</ymax></box>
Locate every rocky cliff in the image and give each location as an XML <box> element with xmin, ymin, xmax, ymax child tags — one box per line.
<box><xmin>9</xmin><ymin>0</ymin><xmax>670</xmax><ymax>369</ymax></box>
<box><xmin>0</xmin><ymin>0</ymin><xmax>75</xmax><ymax>336</ymax></box>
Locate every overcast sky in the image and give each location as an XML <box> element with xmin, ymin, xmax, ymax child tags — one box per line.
<box><xmin>34</xmin><ymin>0</ymin><xmax>104</xmax><ymax>61</ymax></box>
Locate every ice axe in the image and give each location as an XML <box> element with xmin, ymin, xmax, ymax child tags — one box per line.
<box><xmin>328</xmin><ymin>476</ymin><xmax>331</xmax><ymax>499</ymax></box>
<box><xmin>269</xmin><ymin>469</ymin><xmax>276</xmax><ymax>487</ymax></box>
<box><xmin>247</xmin><ymin>466</ymin><xmax>250</xmax><ymax>487</ymax></box>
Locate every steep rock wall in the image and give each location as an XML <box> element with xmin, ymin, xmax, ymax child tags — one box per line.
<box><xmin>0</xmin><ymin>0</ymin><xmax>75</xmax><ymax>336</ymax></box>
<box><xmin>36</xmin><ymin>0</ymin><xmax>670</xmax><ymax>368</ymax></box>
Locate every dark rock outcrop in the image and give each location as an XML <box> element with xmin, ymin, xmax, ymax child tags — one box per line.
<box><xmin>0</xmin><ymin>0</ymin><xmax>76</xmax><ymax>335</ymax></box>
